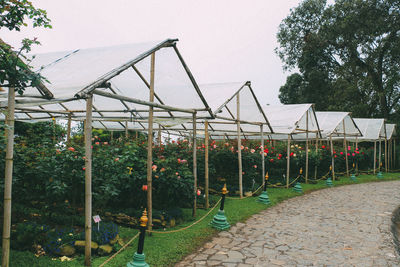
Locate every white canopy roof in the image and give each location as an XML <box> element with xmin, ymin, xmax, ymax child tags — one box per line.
<box><xmin>262</xmin><ymin>104</ymin><xmax>320</xmax><ymax>140</ymax></box>
<box><xmin>386</xmin><ymin>124</ymin><xmax>396</xmax><ymax>139</ymax></box>
<box><xmin>1</xmin><ymin>39</ymin><xmax>213</xmax><ymax>132</ymax></box>
<box><xmin>348</xmin><ymin>118</ymin><xmax>386</xmax><ymax>142</ymax></box>
<box><xmin>147</xmin><ymin>82</ymin><xmax>274</xmax><ymax>139</ymax></box>
<box><xmin>315</xmin><ymin>111</ymin><xmax>362</xmax><ymax>139</ymax></box>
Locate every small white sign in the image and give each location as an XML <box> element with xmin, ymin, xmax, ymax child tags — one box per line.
<box><xmin>93</xmin><ymin>215</ymin><xmax>101</xmax><ymax>223</ymax></box>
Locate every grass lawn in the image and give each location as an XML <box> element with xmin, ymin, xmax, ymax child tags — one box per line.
<box><xmin>3</xmin><ymin>172</ymin><xmax>400</xmax><ymax>267</ymax></box>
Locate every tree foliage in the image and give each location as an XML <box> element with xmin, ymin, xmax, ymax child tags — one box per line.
<box><xmin>0</xmin><ymin>0</ymin><xmax>51</xmax><ymax>92</ymax></box>
<box><xmin>276</xmin><ymin>0</ymin><xmax>400</xmax><ymax>120</ymax></box>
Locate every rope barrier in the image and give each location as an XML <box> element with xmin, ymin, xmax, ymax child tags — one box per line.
<box><xmin>310</xmin><ymin>170</ymin><xmax>331</xmax><ymax>181</ymax></box>
<box><xmin>267</xmin><ymin>175</ymin><xmax>301</xmax><ymax>188</ymax></box>
<box><xmin>225</xmin><ymin>184</ymin><xmax>264</xmax><ymax>200</ymax></box>
<box><xmin>147</xmin><ymin>198</ymin><xmax>222</xmax><ymax>234</ymax></box>
<box><xmin>98</xmin><ymin>232</ymin><xmax>140</xmax><ymax>267</ymax></box>
<box><xmin>99</xmin><ymin>198</ymin><xmax>222</xmax><ymax>265</ymax></box>
<box><xmin>99</xmin><ymin>168</ymin><xmax>400</xmax><ymax>266</ymax></box>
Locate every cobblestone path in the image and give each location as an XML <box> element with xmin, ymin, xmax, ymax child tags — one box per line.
<box><xmin>177</xmin><ymin>181</ymin><xmax>400</xmax><ymax>267</ymax></box>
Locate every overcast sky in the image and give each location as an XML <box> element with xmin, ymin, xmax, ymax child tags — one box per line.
<box><xmin>0</xmin><ymin>0</ymin><xmax>302</xmax><ymax>105</ymax></box>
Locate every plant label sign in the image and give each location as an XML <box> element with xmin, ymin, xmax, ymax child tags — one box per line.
<box><xmin>93</xmin><ymin>215</ymin><xmax>101</xmax><ymax>223</ymax></box>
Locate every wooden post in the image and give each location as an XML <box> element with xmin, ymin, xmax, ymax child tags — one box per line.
<box><xmin>192</xmin><ymin>112</ymin><xmax>197</xmax><ymax>217</ymax></box>
<box><xmin>314</xmin><ymin>132</ymin><xmax>319</xmax><ymax>179</ymax></box>
<box><xmin>111</xmin><ymin>131</ymin><xmax>114</xmax><ymax>141</ymax></box>
<box><xmin>158</xmin><ymin>124</ymin><xmax>162</xmax><ymax>146</ymax></box>
<box><xmin>237</xmin><ymin>94</ymin><xmax>243</xmax><ymax>198</ymax></box>
<box><xmin>379</xmin><ymin>139</ymin><xmax>382</xmax><ymax>171</ymax></box>
<box><xmin>261</xmin><ymin>125</ymin><xmax>265</xmax><ymax>187</ymax></box>
<box><xmin>392</xmin><ymin>139</ymin><xmax>394</xmax><ymax>170</ymax></box>
<box><xmin>391</xmin><ymin>139</ymin><xmax>394</xmax><ymax>170</ymax></box>
<box><xmin>125</xmin><ymin>121</ymin><xmax>129</xmax><ymax>139</ymax></box>
<box><xmin>394</xmin><ymin>138</ymin><xmax>396</xmax><ymax>169</ymax></box>
<box><xmin>67</xmin><ymin>112</ymin><xmax>72</xmax><ymax>144</ymax></box>
<box><xmin>135</xmin><ymin>131</ymin><xmax>138</xmax><ymax>139</ymax></box>
<box><xmin>388</xmin><ymin>139</ymin><xmax>392</xmax><ymax>171</ymax></box>
<box><xmin>355</xmin><ymin>136</ymin><xmax>359</xmax><ymax>173</ymax></box>
<box><xmin>204</xmin><ymin>120</ymin><xmax>209</xmax><ymax>209</ymax></box>
<box><xmin>330</xmin><ymin>135</ymin><xmax>335</xmax><ymax>181</ymax></box>
<box><xmin>1</xmin><ymin>87</ymin><xmax>15</xmax><ymax>267</ymax></box>
<box><xmin>286</xmin><ymin>135</ymin><xmax>291</xmax><ymax>188</ymax></box>
<box><xmin>147</xmin><ymin>52</ymin><xmax>155</xmax><ymax>233</ymax></box>
<box><xmin>385</xmin><ymin>137</ymin><xmax>388</xmax><ymax>172</ymax></box>
<box><xmin>52</xmin><ymin>117</ymin><xmax>56</xmax><ymax>143</ymax></box>
<box><xmin>84</xmin><ymin>95</ymin><xmax>93</xmax><ymax>266</ymax></box>
<box><xmin>343</xmin><ymin>120</ymin><xmax>349</xmax><ymax>177</ymax></box>
<box><xmin>374</xmin><ymin>141</ymin><xmax>377</xmax><ymax>174</ymax></box>
<box><xmin>305</xmin><ymin>110</ymin><xmax>309</xmax><ymax>183</ymax></box>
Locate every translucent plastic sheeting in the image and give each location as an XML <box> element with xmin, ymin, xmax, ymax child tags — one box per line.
<box><xmin>386</xmin><ymin>124</ymin><xmax>396</xmax><ymax>139</ymax></box>
<box><xmin>348</xmin><ymin>118</ymin><xmax>385</xmax><ymax>142</ymax></box>
<box><xmin>195</xmin><ymin>82</ymin><xmax>272</xmax><ymax>137</ymax></box>
<box><xmin>315</xmin><ymin>111</ymin><xmax>362</xmax><ymax>139</ymax></box>
<box><xmin>0</xmin><ymin>39</ymin><xmax>212</xmax><ymax>126</ymax></box>
<box><xmin>116</xmin><ymin>82</ymin><xmax>273</xmax><ymax>138</ymax></box>
<box><xmin>261</xmin><ymin>104</ymin><xmax>320</xmax><ymax>140</ymax></box>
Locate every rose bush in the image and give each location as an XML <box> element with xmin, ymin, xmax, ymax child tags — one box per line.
<box><xmin>0</xmin><ymin>121</ymin><xmax>382</xmax><ymax>222</ymax></box>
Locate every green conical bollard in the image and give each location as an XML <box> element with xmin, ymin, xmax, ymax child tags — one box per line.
<box><xmin>326</xmin><ymin>177</ymin><xmax>334</xmax><ymax>187</ymax></box>
<box><xmin>293</xmin><ymin>182</ymin><xmax>303</xmax><ymax>193</ymax></box>
<box><xmin>127</xmin><ymin>209</ymin><xmax>149</xmax><ymax>267</ymax></box>
<box><xmin>127</xmin><ymin>253</ymin><xmax>149</xmax><ymax>267</ymax></box>
<box><xmin>257</xmin><ymin>191</ymin><xmax>271</xmax><ymax>205</ymax></box>
<box><xmin>350</xmin><ymin>174</ymin><xmax>357</xmax><ymax>181</ymax></box>
<box><xmin>377</xmin><ymin>171</ymin><xmax>384</xmax><ymax>179</ymax></box>
<box><xmin>211</xmin><ymin>184</ymin><xmax>230</xmax><ymax>230</ymax></box>
<box><xmin>210</xmin><ymin>210</ymin><xmax>230</xmax><ymax>230</ymax></box>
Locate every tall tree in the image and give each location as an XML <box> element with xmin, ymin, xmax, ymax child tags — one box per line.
<box><xmin>276</xmin><ymin>0</ymin><xmax>400</xmax><ymax>120</ymax></box>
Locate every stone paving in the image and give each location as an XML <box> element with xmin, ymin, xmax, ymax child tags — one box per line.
<box><xmin>176</xmin><ymin>181</ymin><xmax>400</xmax><ymax>266</ymax></box>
